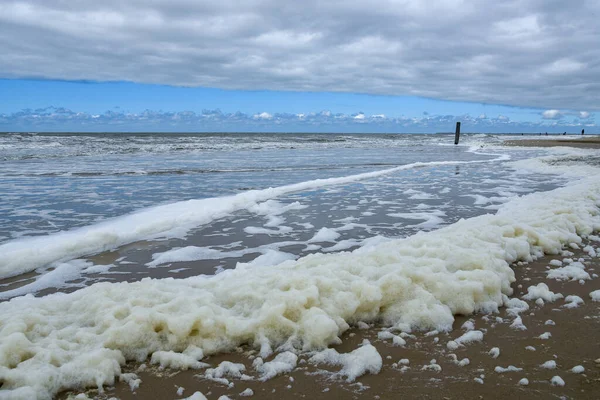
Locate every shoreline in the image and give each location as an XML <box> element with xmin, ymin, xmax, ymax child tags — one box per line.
<box><xmin>504</xmin><ymin>136</ymin><xmax>600</xmax><ymax>149</ymax></box>
<box><xmin>62</xmin><ymin>240</ymin><xmax>600</xmax><ymax>400</ymax></box>
<box><xmin>2</xmin><ymin>139</ymin><xmax>599</xmax><ymax>400</ymax></box>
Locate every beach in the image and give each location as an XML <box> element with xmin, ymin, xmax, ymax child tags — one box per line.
<box><xmin>1</xmin><ymin>133</ymin><xmax>599</xmax><ymax>400</ymax></box>
<box><xmin>2</xmin><ymin>0</ymin><xmax>599</xmax><ymax>398</ymax></box>
<box><xmin>504</xmin><ymin>136</ymin><xmax>600</xmax><ymax>149</ymax></box>
<box><xmin>68</xmin><ymin>241</ymin><xmax>600</xmax><ymax>400</ymax></box>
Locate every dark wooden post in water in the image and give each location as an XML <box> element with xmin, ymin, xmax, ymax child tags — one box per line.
<box><xmin>454</xmin><ymin>122</ymin><xmax>461</xmax><ymax>145</ymax></box>
<box><xmin>582</xmin><ymin>129</ymin><xmax>585</xmax><ymax>135</ymax></box>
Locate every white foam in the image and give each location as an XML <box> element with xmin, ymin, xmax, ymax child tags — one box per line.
<box><xmin>562</xmin><ymin>295</ymin><xmax>584</xmax><ymax>308</ymax></box>
<box><xmin>0</xmin><ymin>260</ymin><xmax>92</xmax><ymax>300</ymax></box>
<box><xmin>119</xmin><ymin>372</ymin><xmax>141</xmax><ymax>392</ymax></box>
<box><xmin>253</xmin><ymin>352</ymin><xmax>298</xmax><ymax>381</ymax></box>
<box><xmin>550</xmin><ymin>375</ymin><xmax>565</xmax><ymax>386</ymax></box>
<box><xmin>322</xmin><ymin>239</ymin><xmax>361</xmax><ymax>253</ymax></box>
<box><xmin>150</xmin><ymin>345</ymin><xmax>207</xmax><ymax>370</ymax></box>
<box><xmin>184</xmin><ymin>393</ymin><xmax>208</xmax><ymax>400</ymax></box>
<box><xmin>510</xmin><ymin>150</ymin><xmax>600</xmax><ymax>179</ymax></box>
<box><xmin>583</xmin><ymin>245</ymin><xmax>597</xmax><ymax>257</ymax></box>
<box><xmin>203</xmin><ymin>361</ymin><xmax>249</xmax><ymax>384</ymax></box>
<box><xmin>488</xmin><ymin>347</ymin><xmax>500</xmax><ymax>358</ymax></box>
<box><xmin>447</xmin><ymin>330</ymin><xmax>484</xmax><ymax>350</ymax></box>
<box><xmin>308</xmin><ymin>228</ymin><xmax>341</xmax><ymax>243</ymax></box>
<box><xmin>448</xmin><ymin>354</ymin><xmax>470</xmax><ymax>367</ymax></box>
<box><xmin>1</xmin><ymin>176</ymin><xmax>600</xmax><ymax>398</ymax></box>
<box><xmin>377</xmin><ymin>331</ymin><xmax>406</xmax><ymax>346</ymax></box>
<box><xmin>387</xmin><ymin>210</ymin><xmax>446</xmax><ymax>229</ymax></box>
<box><xmin>148</xmin><ymin>246</ymin><xmax>247</xmax><ymax>267</ymax></box>
<box><xmin>0</xmin><ymin>160</ymin><xmax>481</xmax><ymax>279</ymax></box>
<box><xmin>495</xmin><ymin>365</ymin><xmax>522</xmax><ymax>373</ymax></box>
<box><xmin>571</xmin><ymin>365</ymin><xmax>584</xmax><ymax>373</ymax></box>
<box><xmin>541</xmin><ymin>360</ymin><xmax>557</xmax><ymax>369</ymax></box>
<box><xmin>590</xmin><ymin>290</ymin><xmax>600</xmax><ymax>302</ymax></box>
<box><xmin>404</xmin><ymin>189</ymin><xmax>438</xmax><ymax>200</ymax></box>
<box><xmin>148</xmin><ymin>242</ymin><xmax>298</xmax><ymax>268</ymax></box>
<box><xmin>309</xmin><ymin>340</ymin><xmax>382</xmax><ymax>382</ymax></box>
<box><xmin>243</xmin><ymin>250</ymin><xmax>297</xmax><ymax>268</ymax></box>
<box><xmin>244</xmin><ymin>226</ymin><xmax>293</xmax><ymax>236</ymax></box>
<box><xmin>538</xmin><ymin>332</ymin><xmax>552</xmax><ymax>340</ymax></box>
<box><xmin>522</xmin><ymin>283</ymin><xmax>563</xmax><ymax>303</ymax></box>
<box><xmin>467</xmin><ymin>194</ymin><xmax>513</xmax><ymax>206</ymax></box>
<box><xmin>421</xmin><ymin>359</ymin><xmax>442</xmax><ymax>372</ymax></box>
<box><xmin>505</xmin><ymin>297</ymin><xmax>529</xmax><ymax>316</ymax></box>
<box><xmin>461</xmin><ymin>320</ymin><xmax>475</xmax><ymax>331</ymax></box>
<box><xmin>509</xmin><ymin>316</ymin><xmax>527</xmax><ymax>331</ymax></box>
<box><xmin>547</xmin><ymin>261</ymin><xmax>590</xmax><ymax>281</ymax></box>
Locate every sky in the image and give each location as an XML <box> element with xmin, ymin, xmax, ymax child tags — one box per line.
<box><xmin>0</xmin><ymin>0</ymin><xmax>598</xmax><ymax>133</ymax></box>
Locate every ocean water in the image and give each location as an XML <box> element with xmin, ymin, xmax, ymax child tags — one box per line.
<box><xmin>2</xmin><ymin>132</ymin><xmax>600</xmax><ymax>399</ymax></box>
<box><xmin>0</xmin><ymin>132</ymin><xmax>567</xmax><ymax>294</ymax></box>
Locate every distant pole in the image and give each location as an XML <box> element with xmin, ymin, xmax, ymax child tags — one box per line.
<box><xmin>582</xmin><ymin>129</ymin><xmax>585</xmax><ymax>135</ymax></box>
<box><xmin>454</xmin><ymin>122</ymin><xmax>461</xmax><ymax>145</ymax></box>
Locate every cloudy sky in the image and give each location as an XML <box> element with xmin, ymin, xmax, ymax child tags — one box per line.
<box><xmin>0</xmin><ymin>0</ymin><xmax>598</xmax><ymax>132</ymax></box>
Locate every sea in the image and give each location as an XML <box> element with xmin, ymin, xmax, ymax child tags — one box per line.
<box><xmin>0</xmin><ymin>131</ymin><xmax>598</xmax><ymax>399</ymax></box>
<box><xmin>0</xmin><ymin>132</ymin><xmax>562</xmax><ymax>295</ymax></box>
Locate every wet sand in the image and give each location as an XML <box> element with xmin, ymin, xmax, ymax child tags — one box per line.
<box><xmin>505</xmin><ymin>136</ymin><xmax>600</xmax><ymax>149</ymax></box>
<box><xmin>60</xmin><ymin>241</ymin><xmax>600</xmax><ymax>400</ymax></box>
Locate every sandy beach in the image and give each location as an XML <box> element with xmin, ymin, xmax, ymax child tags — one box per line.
<box><xmin>55</xmin><ymin>238</ymin><xmax>600</xmax><ymax>400</ymax></box>
<box><xmin>504</xmin><ymin>136</ymin><xmax>600</xmax><ymax>149</ymax></box>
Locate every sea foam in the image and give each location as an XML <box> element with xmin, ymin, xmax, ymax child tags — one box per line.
<box><xmin>0</xmin><ymin>174</ymin><xmax>599</xmax><ymax>399</ymax></box>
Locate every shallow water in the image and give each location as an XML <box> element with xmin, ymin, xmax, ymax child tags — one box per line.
<box><xmin>0</xmin><ymin>132</ymin><xmax>564</xmax><ymax>298</ymax></box>
<box><xmin>0</xmin><ymin>132</ymin><xmax>540</xmax><ymax>241</ymax></box>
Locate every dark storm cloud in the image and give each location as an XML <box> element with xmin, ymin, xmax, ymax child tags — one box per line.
<box><xmin>0</xmin><ymin>0</ymin><xmax>598</xmax><ymax>110</ymax></box>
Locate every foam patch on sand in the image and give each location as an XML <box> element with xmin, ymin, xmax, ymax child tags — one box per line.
<box><xmin>308</xmin><ymin>340</ymin><xmax>382</xmax><ymax>382</ymax></box>
<box><xmin>253</xmin><ymin>352</ymin><xmax>298</xmax><ymax>381</ymax></box>
<box><xmin>1</xmin><ymin>176</ymin><xmax>600</xmax><ymax>399</ymax></box>
<box><xmin>522</xmin><ymin>283</ymin><xmax>563</xmax><ymax>302</ymax></box>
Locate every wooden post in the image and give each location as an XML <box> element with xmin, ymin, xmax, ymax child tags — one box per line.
<box><xmin>582</xmin><ymin>129</ymin><xmax>585</xmax><ymax>135</ymax></box>
<box><xmin>454</xmin><ymin>122</ymin><xmax>461</xmax><ymax>145</ymax></box>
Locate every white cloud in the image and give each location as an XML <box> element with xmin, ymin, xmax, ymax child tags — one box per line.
<box><xmin>254</xmin><ymin>112</ymin><xmax>272</xmax><ymax>120</ymax></box>
<box><xmin>542</xmin><ymin>59</ymin><xmax>585</xmax><ymax>75</ymax></box>
<box><xmin>1</xmin><ymin>107</ymin><xmax>597</xmax><ymax>133</ymax></box>
<box><xmin>579</xmin><ymin>111</ymin><xmax>590</xmax><ymax>119</ymax></box>
<box><xmin>0</xmin><ymin>1</ymin><xmax>599</xmax><ymax>110</ymax></box>
<box><xmin>542</xmin><ymin>109</ymin><xmax>563</xmax><ymax>120</ymax></box>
